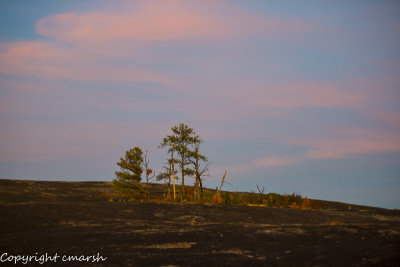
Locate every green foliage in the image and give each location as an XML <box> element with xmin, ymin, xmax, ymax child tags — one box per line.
<box><xmin>156</xmin><ymin>158</ymin><xmax>180</xmax><ymax>183</ymax></box>
<box><xmin>113</xmin><ymin>146</ymin><xmax>143</xmax><ymax>194</ymax></box>
<box><xmin>112</xmin><ymin>179</ymin><xmax>143</xmax><ymax>194</ymax></box>
<box><xmin>202</xmin><ymin>189</ymin><xmax>211</xmax><ymax>203</ymax></box>
<box><xmin>287</xmin><ymin>193</ymin><xmax>303</xmax><ymax>207</ymax></box>
<box><xmin>155</xmin><ymin>171</ymin><xmax>169</xmax><ymax>182</ymax></box>
<box><xmin>194</xmin><ymin>188</ymin><xmax>310</xmax><ymax>208</ymax></box>
<box><xmin>242</xmin><ymin>191</ymin><xmax>255</xmax><ymax>204</ymax></box>
<box><xmin>231</xmin><ymin>189</ymin><xmax>311</xmax><ymax>209</ymax></box>
<box><xmin>223</xmin><ymin>192</ymin><xmax>235</xmax><ymax>205</ymax></box>
<box><xmin>108</xmin><ymin>126</ymin><xmax>318</xmax><ymax>210</ymax></box>
<box><xmin>231</xmin><ymin>192</ymin><xmax>243</xmax><ymax>205</ymax></box>
<box><xmin>159</xmin><ymin>123</ymin><xmax>200</xmax><ymax>196</ymax></box>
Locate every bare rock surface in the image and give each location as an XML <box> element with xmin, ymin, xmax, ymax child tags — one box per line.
<box><xmin>0</xmin><ymin>179</ymin><xmax>399</xmax><ymax>266</ymax></box>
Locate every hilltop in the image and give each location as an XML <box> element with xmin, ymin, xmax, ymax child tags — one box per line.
<box><xmin>1</xmin><ymin>179</ymin><xmax>399</xmax><ymax>266</ymax></box>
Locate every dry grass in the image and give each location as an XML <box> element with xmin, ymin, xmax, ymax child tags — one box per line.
<box><xmin>328</xmin><ymin>220</ymin><xmax>344</xmax><ymax>226</ymax></box>
<box><xmin>100</xmin><ymin>183</ymin><xmax>321</xmax><ymax>210</ymax></box>
<box><xmin>132</xmin><ymin>242</ymin><xmax>196</xmax><ymax>249</ymax></box>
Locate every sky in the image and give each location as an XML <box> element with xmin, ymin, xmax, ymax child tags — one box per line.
<box><xmin>0</xmin><ymin>0</ymin><xmax>399</xmax><ymax>209</ymax></box>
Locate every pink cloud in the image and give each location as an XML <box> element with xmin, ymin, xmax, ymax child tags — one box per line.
<box><xmin>374</xmin><ymin>111</ymin><xmax>400</xmax><ymax>127</ymax></box>
<box><xmin>220</xmin><ymin>80</ymin><xmax>367</xmax><ymax>109</ymax></box>
<box><xmin>214</xmin><ymin>126</ymin><xmax>400</xmax><ymax>176</ymax></box>
<box><xmin>252</xmin><ymin>156</ymin><xmax>302</xmax><ymax>168</ymax></box>
<box><xmin>0</xmin><ymin>1</ymin><xmax>317</xmax><ymax>85</ymax></box>
<box><xmin>0</xmin><ymin>40</ymin><xmax>170</xmax><ymax>83</ymax></box>
<box><xmin>0</xmin><ymin>120</ymin><xmax>169</xmax><ymax>163</ymax></box>
<box><xmin>34</xmin><ymin>0</ymin><xmax>315</xmax><ymax>45</ymax></box>
<box><xmin>215</xmin><ymin>156</ymin><xmax>303</xmax><ymax>178</ymax></box>
<box><xmin>294</xmin><ymin>128</ymin><xmax>400</xmax><ymax>159</ymax></box>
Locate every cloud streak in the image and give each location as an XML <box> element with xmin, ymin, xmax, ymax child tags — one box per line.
<box><xmin>0</xmin><ymin>120</ymin><xmax>169</xmax><ymax>163</ymax></box>
<box><xmin>35</xmin><ymin>0</ymin><xmax>315</xmax><ymax>45</ymax></box>
<box><xmin>300</xmin><ymin>128</ymin><xmax>400</xmax><ymax>160</ymax></box>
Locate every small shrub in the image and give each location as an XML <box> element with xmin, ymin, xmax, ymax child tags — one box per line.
<box><xmin>287</xmin><ymin>193</ymin><xmax>302</xmax><ymax>208</ymax></box>
<box><xmin>291</xmin><ymin>201</ymin><xmax>300</xmax><ymax>209</ymax></box>
<box><xmin>185</xmin><ymin>186</ymin><xmax>195</xmax><ymax>201</ymax></box>
<box><xmin>347</xmin><ymin>205</ymin><xmax>352</xmax><ymax>211</ymax></box>
<box><xmin>246</xmin><ymin>192</ymin><xmax>259</xmax><ymax>204</ymax></box>
<box><xmin>232</xmin><ymin>192</ymin><xmax>244</xmax><ymax>205</ymax></box>
<box><xmin>302</xmin><ymin>197</ymin><xmax>310</xmax><ymax>209</ymax></box>
<box><xmin>153</xmin><ymin>196</ymin><xmax>162</xmax><ymax>202</ymax></box>
<box><xmin>202</xmin><ymin>189</ymin><xmax>211</xmax><ymax>203</ymax></box>
<box><xmin>175</xmin><ymin>192</ymin><xmax>183</xmax><ymax>202</ymax></box>
<box><xmin>222</xmin><ymin>192</ymin><xmax>234</xmax><ymax>205</ymax></box>
<box><xmin>212</xmin><ymin>192</ymin><xmax>223</xmax><ymax>204</ymax></box>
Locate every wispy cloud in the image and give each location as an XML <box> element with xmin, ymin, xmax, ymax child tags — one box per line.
<box><xmin>35</xmin><ymin>0</ymin><xmax>315</xmax><ymax>45</ymax></box>
<box><xmin>0</xmin><ymin>120</ymin><xmax>169</xmax><ymax>163</ymax></box>
<box><xmin>0</xmin><ymin>40</ymin><xmax>170</xmax><ymax>83</ymax></box>
<box><xmin>374</xmin><ymin>111</ymin><xmax>400</xmax><ymax>127</ymax></box>
<box><xmin>212</xmin><ymin>156</ymin><xmax>303</xmax><ymax>180</ymax></box>
<box><xmin>216</xmin><ymin>125</ymin><xmax>400</xmax><ymax>177</ymax></box>
<box><xmin>225</xmin><ymin>81</ymin><xmax>366</xmax><ymax>109</ymax></box>
<box><xmin>295</xmin><ymin>128</ymin><xmax>400</xmax><ymax>160</ymax></box>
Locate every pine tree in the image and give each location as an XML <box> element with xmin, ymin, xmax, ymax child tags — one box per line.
<box><xmin>113</xmin><ymin>146</ymin><xmax>143</xmax><ymax>193</ymax></box>
<box><xmin>160</xmin><ymin>123</ymin><xmax>199</xmax><ymax>197</ymax></box>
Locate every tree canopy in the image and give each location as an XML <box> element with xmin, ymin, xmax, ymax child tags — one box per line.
<box><xmin>113</xmin><ymin>146</ymin><xmax>144</xmax><ymax>193</ymax></box>
<box><xmin>159</xmin><ymin>123</ymin><xmax>200</xmax><ymax>197</ymax></box>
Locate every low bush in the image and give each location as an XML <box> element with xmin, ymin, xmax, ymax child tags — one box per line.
<box><xmin>202</xmin><ymin>189</ymin><xmax>212</xmax><ymax>203</ymax></box>
<box><xmin>212</xmin><ymin>192</ymin><xmax>222</xmax><ymax>204</ymax></box>
<box><xmin>102</xmin><ymin>183</ymin><xmax>317</xmax><ymax>210</ymax></box>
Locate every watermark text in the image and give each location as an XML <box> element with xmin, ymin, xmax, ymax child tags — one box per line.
<box><xmin>0</xmin><ymin>252</ymin><xmax>107</xmax><ymax>264</ymax></box>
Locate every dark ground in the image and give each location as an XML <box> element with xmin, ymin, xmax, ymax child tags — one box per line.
<box><xmin>0</xmin><ymin>179</ymin><xmax>399</xmax><ymax>266</ymax></box>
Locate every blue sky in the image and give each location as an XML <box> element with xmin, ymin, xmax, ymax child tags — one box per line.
<box><xmin>0</xmin><ymin>0</ymin><xmax>399</xmax><ymax>208</ymax></box>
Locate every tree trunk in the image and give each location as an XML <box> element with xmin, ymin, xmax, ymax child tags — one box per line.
<box><xmin>194</xmin><ymin>155</ymin><xmax>200</xmax><ymax>201</ymax></box>
<box><xmin>181</xmin><ymin>154</ymin><xmax>185</xmax><ymax>198</ymax></box>
<box><xmin>194</xmin><ymin>174</ymin><xmax>199</xmax><ymax>201</ymax></box>
<box><xmin>146</xmin><ymin>174</ymin><xmax>149</xmax><ymax>193</ymax></box>
<box><xmin>199</xmin><ymin>178</ymin><xmax>203</xmax><ymax>193</ymax></box>
<box><xmin>167</xmin><ymin>165</ymin><xmax>171</xmax><ymax>195</ymax></box>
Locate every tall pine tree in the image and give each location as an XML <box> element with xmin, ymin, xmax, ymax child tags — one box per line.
<box><xmin>160</xmin><ymin>123</ymin><xmax>199</xmax><ymax>197</ymax></box>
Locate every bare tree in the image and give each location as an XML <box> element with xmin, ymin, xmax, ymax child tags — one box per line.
<box><xmin>256</xmin><ymin>184</ymin><xmax>265</xmax><ymax>203</ymax></box>
<box><xmin>213</xmin><ymin>170</ymin><xmax>228</xmax><ymax>204</ymax></box>
<box><xmin>218</xmin><ymin>170</ymin><xmax>227</xmax><ymax>192</ymax></box>
<box><xmin>256</xmin><ymin>184</ymin><xmax>265</xmax><ymax>195</ymax></box>
<box><xmin>188</xmin><ymin>141</ymin><xmax>209</xmax><ymax>201</ymax></box>
<box><xmin>143</xmin><ymin>150</ymin><xmax>155</xmax><ymax>193</ymax></box>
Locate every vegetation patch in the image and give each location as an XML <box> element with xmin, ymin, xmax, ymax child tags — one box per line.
<box><xmin>105</xmin><ymin>123</ymin><xmax>319</xmax><ymax>210</ymax></box>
